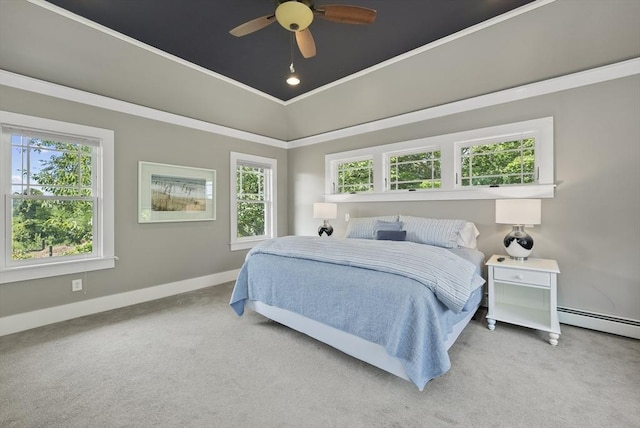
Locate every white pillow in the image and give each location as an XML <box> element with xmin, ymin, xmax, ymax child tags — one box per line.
<box><xmin>456</xmin><ymin>222</ymin><xmax>480</xmax><ymax>249</ymax></box>
<box><xmin>345</xmin><ymin>216</ymin><xmax>399</xmax><ymax>239</ymax></box>
<box><xmin>399</xmin><ymin>216</ymin><xmax>467</xmax><ymax>249</ymax></box>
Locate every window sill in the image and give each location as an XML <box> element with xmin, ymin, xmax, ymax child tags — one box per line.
<box><xmin>0</xmin><ymin>257</ymin><xmax>116</xmax><ymax>284</ymax></box>
<box><xmin>323</xmin><ymin>184</ymin><xmax>556</xmax><ymax>203</ymax></box>
<box><xmin>230</xmin><ymin>239</ymin><xmax>267</xmax><ymax>252</ymax></box>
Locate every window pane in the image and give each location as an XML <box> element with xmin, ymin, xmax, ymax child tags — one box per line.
<box><xmin>460</xmin><ymin>139</ymin><xmax>535</xmax><ymax>187</ymax></box>
<box><xmin>9</xmin><ymin>131</ymin><xmax>97</xmax><ymax>262</ymax></box>
<box><xmin>236</xmin><ymin>202</ymin><xmax>265</xmax><ymax>238</ymax></box>
<box><xmin>237</xmin><ymin>166</ymin><xmax>265</xmax><ymax>201</ymax></box>
<box><xmin>236</xmin><ymin>161</ymin><xmax>270</xmax><ymax>239</ymax></box>
<box><xmin>337</xmin><ymin>159</ymin><xmax>373</xmax><ymax>193</ymax></box>
<box><xmin>11</xmin><ymin>197</ymin><xmax>93</xmax><ymax>260</ymax></box>
<box><xmin>11</xmin><ymin>136</ymin><xmax>93</xmax><ymax>196</ymax></box>
<box><xmin>389</xmin><ymin>150</ymin><xmax>441</xmax><ymax>190</ymax></box>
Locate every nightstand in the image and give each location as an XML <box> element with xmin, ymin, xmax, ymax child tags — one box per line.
<box><xmin>486</xmin><ymin>255</ymin><xmax>561</xmax><ymax>345</ymax></box>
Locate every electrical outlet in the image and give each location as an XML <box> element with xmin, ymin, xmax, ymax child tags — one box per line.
<box><xmin>72</xmin><ymin>279</ymin><xmax>83</xmax><ymax>292</ymax></box>
<box><xmin>345</xmin><ymin>213</ymin><xmax>350</xmax><ymax>222</ymax></box>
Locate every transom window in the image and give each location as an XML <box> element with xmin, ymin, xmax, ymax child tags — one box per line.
<box><xmin>336</xmin><ymin>158</ymin><xmax>373</xmax><ymax>193</ymax></box>
<box><xmin>388</xmin><ymin>150</ymin><xmax>441</xmax><ymax>190</ymax></box>
<box><xmin>460</xmin><ymin>138</ymin><xmax>535</xmax><ymax>187</ymax></box>
<box><xmin>324</xmin><ymin>117</ymin><xmax>554</xmax><ymax>202</ymax></box>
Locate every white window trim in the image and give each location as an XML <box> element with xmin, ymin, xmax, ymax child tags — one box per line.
<box><xmin>324</xmin><ymin>117</ymin><xmax>554</xmax><ymax>202</ymax></box>
<box><xmin>0</xmin><ymin>111</ymin><xmax>115</xmax><ymax>284</ymax></box>
<box><xmin>230</xmin><ymin>152</ymin><xmax>277</xmax><ymax>251</ymax></box>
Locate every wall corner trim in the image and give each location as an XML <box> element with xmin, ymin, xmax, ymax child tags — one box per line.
<box><xmin>0</xmin><ymin>269</ymin><xmax>240</xmax><ymax>336</ymax></box>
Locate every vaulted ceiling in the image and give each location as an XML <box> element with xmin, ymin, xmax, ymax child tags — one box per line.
<box><xmin>45</xmin><ymin>0</ymin><xmax>535</xmax><ymax>102</ymax></box>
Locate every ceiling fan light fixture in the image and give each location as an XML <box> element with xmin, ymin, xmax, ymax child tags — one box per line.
<box><xmin>286</xmin><ymin>75</ymin><xmax>301</xmax><ymax>86</ymax></box>
<box><xmin>287</xmin><ymin>62</ymin><xmax>300</xmax><ymax>85</ymax></box>
<box><xmin>275</xmin><ymin>1</ymin><xmax>313</xmax><ymax>32</ymax></box>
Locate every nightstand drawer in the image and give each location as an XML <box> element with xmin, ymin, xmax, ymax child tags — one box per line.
<box><xmin>493</xmin><ymin>267</ymin><xmax>551</xmax><ymax>287</ymax></box>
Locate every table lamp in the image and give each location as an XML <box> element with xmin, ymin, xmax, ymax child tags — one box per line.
<box><xmin>495</xmin><ymin>199</ymin><xmax>541</xmax><ymax>261</ymax></box>
<box><xmin>313</xmin><ymin>202</ymin><xmax>337</xmax><ymax>236</ymax></box>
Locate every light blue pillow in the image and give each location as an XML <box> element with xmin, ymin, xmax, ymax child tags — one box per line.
<box><xmin>399</xmin><ymin>216</ymin><xmax>467</xmax><ymax>248</ymax></box>
<box><xmin>345</xmin><ymin>216</ymin><xmax>398</xmax><ymax>239</ymax></box>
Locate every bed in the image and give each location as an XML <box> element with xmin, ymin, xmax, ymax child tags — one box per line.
<box><xmin>229</xmin><ymin>216</ymin><xmax>485</xmax><ymax>390</ymax></box>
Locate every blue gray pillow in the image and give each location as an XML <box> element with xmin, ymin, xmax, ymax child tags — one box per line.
<box><xmin>376</xmin><ymin>230</ymin><xmax>407</xmax><ymax>241</ymax></box>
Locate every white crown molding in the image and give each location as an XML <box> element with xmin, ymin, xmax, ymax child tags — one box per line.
<box><xmin>0</xmin><ymin>269</ymin><xmax>240</xmax><ymax>336</ymax></box>
<box><xmin>286</xmin><ymin>57</ymin><xmax>640</xmax><ymax>149</ymax></box>
<box><xmin>2</xmin><ymin>58</ymin><xmax>638</xmax><ymax>150</ymax></box>
<box><xmin>0</xmin><ymin>70</ymin><xmax>288</xmax><ymax>149</ymax></box>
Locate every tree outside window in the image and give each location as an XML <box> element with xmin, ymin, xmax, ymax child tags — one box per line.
<box><xmin>460</xmin><ymin>138</ymin><xmax>535</xmax><ymax>187</ymax></box>
<box><xmin>10</xmin><ymin>135</ymin><xmax>95</xmax><ymax>261</ymax></box>
<box><xmin>236</xmin><ymin>165</ymin><xmax>266</xmax><ymax>238</ymax></box>
<box><xmin>389</xmin><ymin>151</ymin><xmax>441</xmax><ymax>190</ymax></box>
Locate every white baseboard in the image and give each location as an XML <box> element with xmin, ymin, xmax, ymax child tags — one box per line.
<box><xmin>558</xmin><ymin>307</ymin><xmax>640</xmax><ymax>340</ymax></box>
<box><xmin>0</xmin><ymin>269</ymin><xmax>239</xmax><ymax>336</ymax></box>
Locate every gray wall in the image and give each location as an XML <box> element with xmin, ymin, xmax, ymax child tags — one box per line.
<box><xmin>0</xmin><ymin>86</ymin><xmax>288</xmax><ymax>317</ymax></box>
<box><xmin>285</xmin><ymin>0</ymin><xmax>640</xmax><ymax>140</ymax></box>
<box><xmin>288</xmin><ymin>76</ymin><xmax>640</xmax><ymax>321</ymax></box>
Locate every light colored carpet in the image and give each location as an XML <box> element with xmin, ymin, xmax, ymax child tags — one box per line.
<box><xmin>1</xmin><ymin>282</ymin><xmax>638</xmax><ymax>428</ymax></box>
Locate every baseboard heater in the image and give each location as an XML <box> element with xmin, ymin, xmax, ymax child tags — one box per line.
<box><xmin>557</xmin><ymin>306</ymin><xmax>640</xmax><ymax>340</ymax></box>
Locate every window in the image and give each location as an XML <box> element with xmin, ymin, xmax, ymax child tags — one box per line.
<box><xmin>324</xmin><ymin>117</ymin><xmax>554</xmax><ymax>202</ymax></box>
<box><xmin>230</xmin><ymin>152</ymin><xmax>277</xmax><ymax>251</ymax></box>
<box><xmin>460</xmin><ymin>138</ymin><xmax>535</xmax><ymax>187</ymax></box>
<box><xmin>1</xmin><ymin>111</ymin><xmax>114</xmax><ymax>283</ymax></box>
<box><xmin>388</xmin><ymin>150</ymin><xmax>441</xmax><ymax>190</ymax></box>
<box><xmin>336</xmin><ymin>158</ymin><xmax>373</xmax><ymax>193</ymax></box>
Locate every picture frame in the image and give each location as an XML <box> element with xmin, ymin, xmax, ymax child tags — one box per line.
<box><xmin>138</xmin><ymin>161</ymin><xmax>216</xmax><ymax>223</ymax></box>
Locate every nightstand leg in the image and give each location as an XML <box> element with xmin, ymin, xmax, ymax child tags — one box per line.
<box><xmin>487</xmin><ymin>318</ymin><xmax>496</xmax><ymax>331</ymax></box>
<box><xmin>549</xmin><ymin>333</ymin><xmax>560</xmax><ymax>346</ymax></box>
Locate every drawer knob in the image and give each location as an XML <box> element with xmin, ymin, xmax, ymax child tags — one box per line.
<box><xmin>516</xmin><ymin>274</ymin><xmax>524</xmax><ymax>280</ymax></box>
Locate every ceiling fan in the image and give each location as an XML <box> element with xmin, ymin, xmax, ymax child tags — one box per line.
<box><xmin>229</xmin><ymin>1</ymin><xmax>377</xmax><ymax>59</ymax></box>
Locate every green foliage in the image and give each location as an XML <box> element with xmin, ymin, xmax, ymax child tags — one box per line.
<box><xmin>389</xmin><ymin>151</ymin><xmax>441</xmax><ymax>190</ymax></box>
<box><xmin>11</xmin><ymin>138</ymin><xmax>94</xmax><ymax>260</ymax></box>
<box><xmin>337</xmin><ymin>160</ymin><xmax>373</xmax><ymax>193</ymax></box>
<box><xmin>461</xmin><ymin>139</ymin><xmax>535</xmax><ymax>186</ymax></box>
<box><xmin>236</xmin><ymin>166</ymin><xmax>266</xmax><ymax>238</ymax></box>
<box><xmin>336</xmin><ymin>139</ymin><xmax>535</xmax><ymax>193</ymax></box>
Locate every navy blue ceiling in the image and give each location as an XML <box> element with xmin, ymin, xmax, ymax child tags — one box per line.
<box><xmin>46</xmin><ymin>0</ymin><xmax>535</xmax><ymax>101</ymax></box>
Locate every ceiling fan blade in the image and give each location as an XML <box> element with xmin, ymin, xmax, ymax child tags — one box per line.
<box><xmin>229</xmin><ymin>15</ymin><xmax>276</xmax><ymax>37</ymax></box>
<box><xmin>315</xmin><ymin>5</ymin><xmax>376</xmax><ymax>24</ymax></box>
<box><xmin>296</xmin><ymin>28</ymin><xmax>316</xmax><ymax>58</ymax></box>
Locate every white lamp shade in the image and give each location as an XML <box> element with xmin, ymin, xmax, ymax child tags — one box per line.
<box><xmin>313</xmin><ymin>202</ymin><xmax>337</xmax><ymax>219</ymax></box>
<box><xmin>495</xmin><ymin>199</ymin><xmax>541</xmax><ymax>225</ymax></box>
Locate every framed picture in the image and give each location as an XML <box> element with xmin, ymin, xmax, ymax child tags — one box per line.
<box><xmin>138</xmin><ymin>161</ymin><xmax>216</xmax><ymax>223</ymax></box>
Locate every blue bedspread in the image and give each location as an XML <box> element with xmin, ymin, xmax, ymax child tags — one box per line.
<box><xmin>229</xmin><ymin>237</ymin><xmax>485</xmax><ymax>390</ymax></box>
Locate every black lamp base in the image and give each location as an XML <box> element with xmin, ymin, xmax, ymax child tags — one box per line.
<box><xmin>503</xmin><ymin>225</ymin><xmax>534</xmax><ymax>261</ymax></box>
<box><xmin>318</xmin><ymin>220</ymin><xmax>333</xmax><ymax>237</ymax></box>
